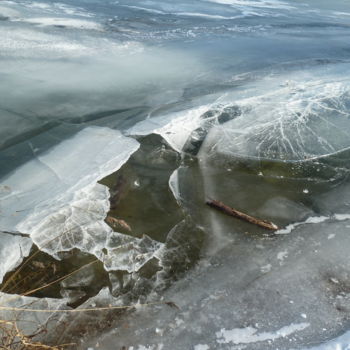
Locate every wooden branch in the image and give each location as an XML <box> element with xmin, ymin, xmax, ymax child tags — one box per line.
<box><xmin>206</xmin><ymin>199</ymin><xmax>279</xmax><ymax>231</ymax></box>
<box><xmin>0</xmin><ymin>230</ymin><xmax>30</xmax><ymax>238</ymax></box>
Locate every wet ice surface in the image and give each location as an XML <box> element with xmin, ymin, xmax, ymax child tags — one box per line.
<box><xmin>1</xmin><ymin>0</ymin><xmax>350</xmax><ymax>349</ymax></box>
<box><xmin>87</xmin><ymin>215</ymin><xmax>350</xmax><ymax>349</ymax></box>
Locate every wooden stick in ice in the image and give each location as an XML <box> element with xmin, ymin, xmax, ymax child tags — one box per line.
<box><xmin>206</xmin><ymin>199</ymin><xmax>279</xmax><ymax>231</ymax></box>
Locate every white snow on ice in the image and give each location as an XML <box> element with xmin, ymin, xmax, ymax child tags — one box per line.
<box><xmin>216</xmin><ymin>322</ymin><xmax>310</xmax><ymax>344</ymax></box>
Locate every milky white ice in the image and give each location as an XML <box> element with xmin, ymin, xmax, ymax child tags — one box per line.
<box><xmin>128</xmin><ymin>105</ymin><xmax>211</xmax><ymax>152</ymax></box>
<box><xmin>200</xmin><ymin>70</ymin><xmax>350</xmax><ymax>161</ymax></box>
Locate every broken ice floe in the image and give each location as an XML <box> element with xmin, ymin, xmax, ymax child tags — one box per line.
<box><xmin>128</xmin><ymin>105</ymin><xmax>211</xmax><ymax>152</ymax></box>
<box><xmin>0</xmin><ymin>127</ymin><xmax>166</xmax><ymax>279</ymax></box>
<box><xmin>0</xmin><ymin>235</ymin><xmax>32</xmax><ymax>286</ymax></box>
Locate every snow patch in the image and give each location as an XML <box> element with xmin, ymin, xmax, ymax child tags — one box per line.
<box><xmin>276</xmin><ymin>216</ymin><xmax>329</xmax><ymax>234</ymax></box>
<box><xmin>216</xmin><ymin>323</ymin><xmax>310</xmax><ymax>344</ymax></box>
<box><xmin>333</xmin><ymin>214</ymin><xmax>350</xmax><ymax>221</ymax></box>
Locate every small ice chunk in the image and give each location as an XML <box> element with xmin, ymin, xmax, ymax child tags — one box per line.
<box><xmin>259</xmin><ymin>197</ymin><xmax>313</xmax><ymax>222</ymax></box>
<box><xmin>328</xmin><ymin>234</ymin><xmax>336</xmax><ymax>240</ymax></box>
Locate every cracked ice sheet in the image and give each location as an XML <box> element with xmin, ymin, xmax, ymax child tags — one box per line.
<box><xmin>0</xmin><ymin>127</ymin><xmax>162</xmax><ymax>277</ymax></box>
<box><xmin>200</xmin><ymin>63</ymin><xmax>350</xmax><ymax>162</ymax></box>
<box><xmin>85</xmin><ymin>217</ymin><xmax>350</xmax><ymax>350</ymax></box>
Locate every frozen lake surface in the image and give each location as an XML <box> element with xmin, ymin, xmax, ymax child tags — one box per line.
<box><xmin>1</xmin><ymin>0</ymin><xmax>350</xmax><ymax>349</ymax></box>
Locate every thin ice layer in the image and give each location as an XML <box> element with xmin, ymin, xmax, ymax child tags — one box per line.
<box><xmin>85</xmin><ymin>216</ymin><xmax>350</xmax><ymax>349</ymax></box>
<box><xmin>0</xmin><ymin>291</ymin><xmax>67</xmax><ymax>337</ymax></box>
<box><xmin>0</xmin><ymin>127</ymin><xmax>164</xmax><ymax>273</ymax></box>
<box><xmin>0</xmin><ymin>235</ymin><xmax>32</xmax><ymax>284</ymax></box>
<box><xmin>1</xmin><ymin>127</ymin><xmax>139</xmax><ymax>230</ymax></box>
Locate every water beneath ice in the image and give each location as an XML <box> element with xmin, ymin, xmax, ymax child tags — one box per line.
<box><xmin>1</xmin><ymin>0</ymin><xmax>350</xmax><ymax>349</ymax></box>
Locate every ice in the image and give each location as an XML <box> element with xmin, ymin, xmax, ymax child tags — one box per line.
<box><xmin>305</xmin><ymin>331</ymin><xmax>350</xmax><ymax>350</ymax></box>
<box><xmin>257</xmin><ymin>197</ymin><xmax>314</xmax><ymax>222</ymax></box>
<box><xmin>20</xmin><ymin>17</ymin><xmax>103</xmax><ymax>30</ymax></box>
<box><xmin>0</xmin><ymin>291</ymin><xmax>67</xmax><ymax>337</ymax></box>
<box><xmin>0</xmin><ymin>127</ymin><xmax>165</xmax><ymax>275</ymax></box>
<box><xmin>333</xmin><ymin>214</ymin><xmax>350</xmax><ymax>221</ymax></box>
<box><xmin>118</xmin><ymin>0</ymin><xmax>296</xmax><ymax>20</ymax></box>
<box><xmin>1</xmin><ymin>127</ymin><xmax>139</xmax><ymax>230</ymax></box>
<box><xmin>194</xmin><ymin>345</ymin><xmax>210</xmax><ymax>350</ymax></box>
<box><xmin>216</xmin><ymin>323</ymin><xmax>310</xmax><ymax>344</ymax></box>
<box><xmin>276</xmin><ymin>250</ymin><xmax>288</xmax><ymax>263</ymax></box>
<box><xmin>201</xmin><ymin>70</ymin><xmax>350</xmax><ymax>162</ymax></box>
<box><xmin>0</xmin><ymin>235</ymin><xmax>32</xmax><ymax>284</ymax></box>
<box><xmin>0</xmin><ymin>0</ymin><xmax>205</xmax><ymax>130</ymax></box>
<box><xmin>204</xmin><ymin>0</ymin><xmax>294</xmax><ymax>10</ymax></box>
<box><xmin>128</xmin><ymin>105</ymin><xmax>211</xmax><ymax>152</ymax></box>
<box><xmin>1</xmin><ymin>0</ymin><xmax>350</xmax><ymax>348</ymax></box>
<box><xmin>103</xmin><ymin>233</ymin><xmax>163</xmax><ymax>273</ymax></box>
<box><xmin>86</xmin><ymin>217</ymin><xmax>350</xmax><ymax>349</ymax></box>
<box><xmin>276</xmin><ymin>216</ymin><xmax>329</xmax><ymax>234</ymax></box>
<box><xmin>0</xmin><ymin>5</ymin><xmax>20</xmax><ymax>18</ymax></box>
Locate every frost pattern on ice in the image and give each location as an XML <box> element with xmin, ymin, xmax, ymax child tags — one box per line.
<box><xmin>216</xmin><ymin>323</ymin><xmax>310</xmax><ymax>344</ymax></box>
<box><xmin>204</xmin><ymin>80</ymin><xmax>350</xmax><ymax>161</ymax></box>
